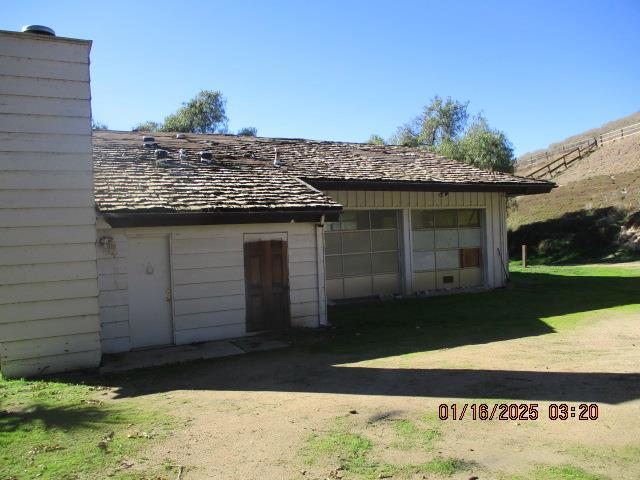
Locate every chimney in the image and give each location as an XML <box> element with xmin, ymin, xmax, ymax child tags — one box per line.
<box><xmin>0</xmin><ymin>27</ymin><xmax>100</xmax><ymax>377</ymax></box>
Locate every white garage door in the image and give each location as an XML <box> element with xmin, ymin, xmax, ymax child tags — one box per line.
<box><xmin>411</xmin><ymin>209</ymin><xmax>484</xmax><ymax>291</ymax></box>
<box><xmin>324</xmin><ymin>210</ymin><xmax>401</xmax><ymax>300</ymax></box>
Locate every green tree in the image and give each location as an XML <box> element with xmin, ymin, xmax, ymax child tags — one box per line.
<box><xmin>366</xmin><ymin>134</ymin><xmax>386</xmax><ymax>145</ymax></box>
<box><xmin>162</xmin><ymin>90</ymin><xmax>228</xmax><ymax>133</ymax></box>
<box><xmin>132</xmin><ymin>121</ymin><xmax>162</xmax><ymax>132</ymax></box>
<box><xmin>237</xmin><ymin>127</ymin><xmax>258</xmax><ymax>136</ymax></box>
<box><xmin>389</xmin><ymin>96</ymin><xmax>515</xmax><ymax>172</ymax></box>
<box><xmin>390</xmin><ymin>96</ymin><xmax>468</xmax><ymax>147</ymax></box>
<box><xmin>438</xmin><ymin>115</ymin><xmax>515</xmax><ymax>173</ymax></box>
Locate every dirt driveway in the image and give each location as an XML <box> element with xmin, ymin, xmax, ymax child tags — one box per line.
<box><xmin>104</xmin><ymin>298</ymin><xmax>640</xmax><ymax>480</ymax></box>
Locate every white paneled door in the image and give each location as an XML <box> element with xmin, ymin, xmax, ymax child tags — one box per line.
<box><xmin>127</xmin><ymin>236</ymin><xmax>173</xmax><ymax>348</ymax></box>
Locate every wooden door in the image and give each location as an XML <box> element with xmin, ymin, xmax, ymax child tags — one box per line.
<box><xmin>244</xmin><ymin>240</ymin><xmax>290</xmax><ymax>332</ymax></box>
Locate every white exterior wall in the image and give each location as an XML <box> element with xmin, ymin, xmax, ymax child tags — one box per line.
<box><xmin>96</xmin><ymin>222</ymin><xmax>325</xmax><ymax>354</ymax></box>
<box><xmin>0</xmin><ymin>31</ymin><xmax>100</xmax><ymax>377</ymax></box>
<box><xmin>323</xmin><ymin>190</ymin><xmax>509</xmax><ymax>291</ymax></box>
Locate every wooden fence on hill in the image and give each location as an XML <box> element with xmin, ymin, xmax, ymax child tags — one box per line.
<box><xmin>521</xmin><ymin>121</ymin><xmax>640</xmax><ymax>180</ymax></box>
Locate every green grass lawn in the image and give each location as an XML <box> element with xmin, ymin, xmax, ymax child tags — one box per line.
<box><xmin>0</xmin><ymin>378</ymin><xmax>175</xmax><ymax>479</ymax></box>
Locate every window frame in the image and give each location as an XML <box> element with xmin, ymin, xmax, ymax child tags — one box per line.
<box><xmin>411</xmin><ymin>208</ymin><xmax>484</xmax><ymax>273</ymax></box>
<box><xmin>324</xmin><ymin>209</ymin><xmax>401</xmax><ymax>279</ymax></box>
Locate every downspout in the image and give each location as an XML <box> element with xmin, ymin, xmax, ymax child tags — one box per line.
<box><xmin>315</xmin><ymin>215</ymin><xmax>328</xmax><ymax>326</ymax></box>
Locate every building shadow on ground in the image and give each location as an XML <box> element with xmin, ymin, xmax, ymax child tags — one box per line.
<box><xmin>52</xmin><ymin>270</ymin><xmax>640</xmax><ymax>404</ymax></box>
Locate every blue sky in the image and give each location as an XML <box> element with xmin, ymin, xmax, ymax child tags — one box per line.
<box><xmin>4</xmin><ymin>0</ymin><xmax>639</xmax><ymax>155</ymax></box>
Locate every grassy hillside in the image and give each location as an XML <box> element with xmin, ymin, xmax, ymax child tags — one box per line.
<box><xmin>508</xmin><ymin>114</ymin><xmax>640</xmax><ymax>263</ymax></box>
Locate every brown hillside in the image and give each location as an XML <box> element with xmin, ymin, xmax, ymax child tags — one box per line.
<box><xmin>517</xmin><ymin>111</ymin><xmax>640</xmax><ymax>169</ymax></box>
<box><xmin>509</xmin><ymin>128</ymin><xmax>640</xmax><ymax>229</ymax></box>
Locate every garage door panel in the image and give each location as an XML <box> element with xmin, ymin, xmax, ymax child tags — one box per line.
<box><xmin>412</xmin><ymin>208</ymin><xmax>484</xmax><ymax>293</ymax></box>
<box><xmin>460</xmin><ymin>268</ymin><xmax>483</xmax><ymax>287</ymax></box>
<box><xmin>459</xmin><ymin>228</ymin><xmax>482</xmax><ymax>247</ymax></box>
<box><xmin>413</xmin><ymin>271</ymin><xmax>436</xmax><ymax>290</ymax></box>
<box><xmin>344</xmin><ymin>276</ymin><xmax>372</xmax><ymax>298</ymax></box>
<box><xmin>324</xmin><ymin>209</ymin><xmax>400</xmax><ymax>300</ymax></box>
<box><xmin>372</xmin><ymin>274</ymin><xmax>400</xmax><ymax>296</ymax></box>
<box><xmin>436</xmin><ymin>270</ymin><xmax>460</xmax><ymax>289</ymax></box>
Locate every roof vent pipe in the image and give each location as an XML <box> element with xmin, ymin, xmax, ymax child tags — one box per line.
<box><xmin>21</xmin><ymin>25</ymin><xmax>56</xmax><ymax>36</ymax></box>
<box><xmin>199</xmin><ymin>151</ymin><xmax>213</xmax><ymax>161</ymax></box>
<box><xmin>273</xmin><ymin>147</ymin><xmax>283</xmax><ymax>167</ymax></box>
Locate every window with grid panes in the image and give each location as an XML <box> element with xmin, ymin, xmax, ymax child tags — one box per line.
<box><xmin>411</xmin><ymin>209</ymin><xmax>483</xmax><ymax>289</ymax></box>
<box><xmin>324</xmin><ymin>210</ymin><xmax>401</xmax><ymax>299</ymax></box>
<box><xmin>325</xmin><ymin>210</ymin><xmax>400</xmax><ymax>277</ymax></box>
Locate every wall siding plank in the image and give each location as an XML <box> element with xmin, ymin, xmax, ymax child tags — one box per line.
<box><xmin>172</xmin><ymin>266</ymin><xmax>244</xmax><ymax>285</ymax></box>
<box><xmin>0</xmin><ymin>75</ymin><xmax>90</xmax><ymax>100</ymax></box>
<box><xmin>0</xmin><ymin>114</ymin><xmax>90</xmax><ymax>135</ymax></box>
<box><xmin>0</xmin><ymin>333</ymin><xmax>100</xmax><ymax>362</ymax></box>
<box><xmin>0</xmin><ymin>297</ymin><xmax>99</xmax><ymax>324</ymax></box>
<box><xmin>0</xmin><ymin>315</ymin><xmax>98</xmax><ymax>342</ymax></box>
<box><xmin>173</xmin><ymin>294</ymin><xmax>245</xmax><ymax>316</ymax></box>
<box><xmin>173</xmin><ymin>310</ymin><xmax>244</xmax><ymax>331</ymax></box>
<box><xmin>0</xmin><ymin>243</ymin><xmax>96</xmax><ymax>265</ymax></box>
<box><xmin>171</xmin><ymin>251</ymin><xmax>244</xmax><ymax>270</ymax></box>
<box><xmin>0</xmin><ymin>207</ymin><xmax>96</xmax><ymax>227</ymax></box>
<box><xmin>102</xmin><ymin>337</ymin><xmax>130</xmax><ymax>354</ymax></box>
<box><xmin>0</xmin><ymin>132</ymin><xmax>92</xmax><ymax>153</ymax></box>
<box><xmin>174</xmin><ymin>323</ymin><xmax>245</xmax><ymax>345</ymax></box>
<box><xmin>0</xmin><ymin>55</ymin><xmax>90</xmax><ymax>81</ymax></box>
<box><xmin>100</xmin><ymin>305</ymin><xmax>128</xmax><ymax>324</ymax></box>
<box><xmin>0</xmin><ymin>225</ymin><xmax>95</xmax><ymax>246</ymax></box>
<box><xmin>0</xmin><ymin>261</ymin><xmax>97</xmax><ymax>285</ymax></box>
<box><xmin>0</xmin><ymin>34</ymin><xmax>90</xmax><ymax>63</ymax></box>
<box><xmin>0</xmin><ymin>170</ymin><xmax>92</xmax><ymax>189</ymax></box>
<box><xmin>0</xmin><ymin>279</ymin><xmax>98</xmax><ymax>304</ymax></box>
<box><xmin>173</xmin><ymin>280</ymin><xmax>245</xmax><ymax>301</ymax></box>
<box><xmin>0</xmin><ymin>188</ymin><xmax>93</xmax><ymax>208</ymax></box>
<box><xmin>1</xmin><ymin>350</ymin><xmax>101</xmax><ymax>378</ymax></box>
<box><xmin>0</xmin><ymin>151</ymin><xmax>92</xmax><ymax>171</ymax></box>
<box><xmin>101</xmin><ymin>321</ymin><xmax>129</xmax><ymax>340</ymax></box>
<box><xmin>0</xmin><ymin>95</ymin><xmax>91</xmax><ymax>118</ymax></box>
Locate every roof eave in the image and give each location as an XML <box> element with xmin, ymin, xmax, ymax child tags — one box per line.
<box><xmin>99</xmin><ymin>208</ymin><xmax>341</xmax><ymax>228</ymax></box>
<box><xmin>304</xmin><ymin>179</ymin><xmax>555</xmax><ymax>195</ymax></box>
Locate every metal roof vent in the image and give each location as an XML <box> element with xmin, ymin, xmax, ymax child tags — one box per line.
<box><xmin>178</xmin><ymin>149</ymin><xmax>188</xmax><ymax>161</ymax></box>
<box><xmin>21</xmin><ymin>25</ymin><xmax>56</xmax><ymax>36</ymax></box>
<box><xmin>176</xmin><ymin>133</ymin><xmax>186</xmax><ymax>139</ymax></box>
<box><xmin>199</xmin><ymin>151</ymin><xmax>213</xmax><ymax>163</ymax></box>
<box><xmin>155</xmin><ymin>149</ymin><xmax>169</xmax><ymax>159</ymax></box>
<box><xmin>143</xmin><ymin>142</ymin><xmax>158</xmax><ymax>149</ymax></box>
<box><xmin>273</xmin><ymin>147</ymin><xmax>283</xmax><ymax>167</ymax></box>
<box><xmin>142</xmin><ymin>135</ymin><xmax>155</xmax><ymax>142</ymax></box>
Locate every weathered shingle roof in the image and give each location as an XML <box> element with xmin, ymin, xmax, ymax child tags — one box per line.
<box><xmin>93</xmin><ymin>131</ymin><xmax>553</xmax><ymax>215</ymax></box>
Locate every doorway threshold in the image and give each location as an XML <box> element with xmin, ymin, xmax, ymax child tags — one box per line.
<box><xmin>100</xmin><ymin>335</ymin><xmax>289</xmax><ymax>374</ymax></box>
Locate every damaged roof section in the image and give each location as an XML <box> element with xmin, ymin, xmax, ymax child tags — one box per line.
<box><xmin>93</xmin><ymin>132</ymin><xmax>341</xmax><ymax>216</ymax></box>
<box><xmin>93</xmin><ymin>131</ymin><xmax>554</xmax><ymax>219</ymax></box>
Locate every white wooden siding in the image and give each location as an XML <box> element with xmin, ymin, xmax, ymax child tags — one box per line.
<box><xmin>0</xmin><ymin>31</ymin><xmax>99</xmax><ymax>378</ymax></box>
<box><xmin>96</xmin><ymin>222</ymin><xmax>322</xmax><ymax>353</ymax></box>
<box><xmin>324</xmin><ymin>190</ymin><xmax>489</xmax><ymax>209</ymax></box>
<box><xmin>324</xmin><ymin>190</ymin><xmax>508</xmax><ymax>290</ymax></box>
